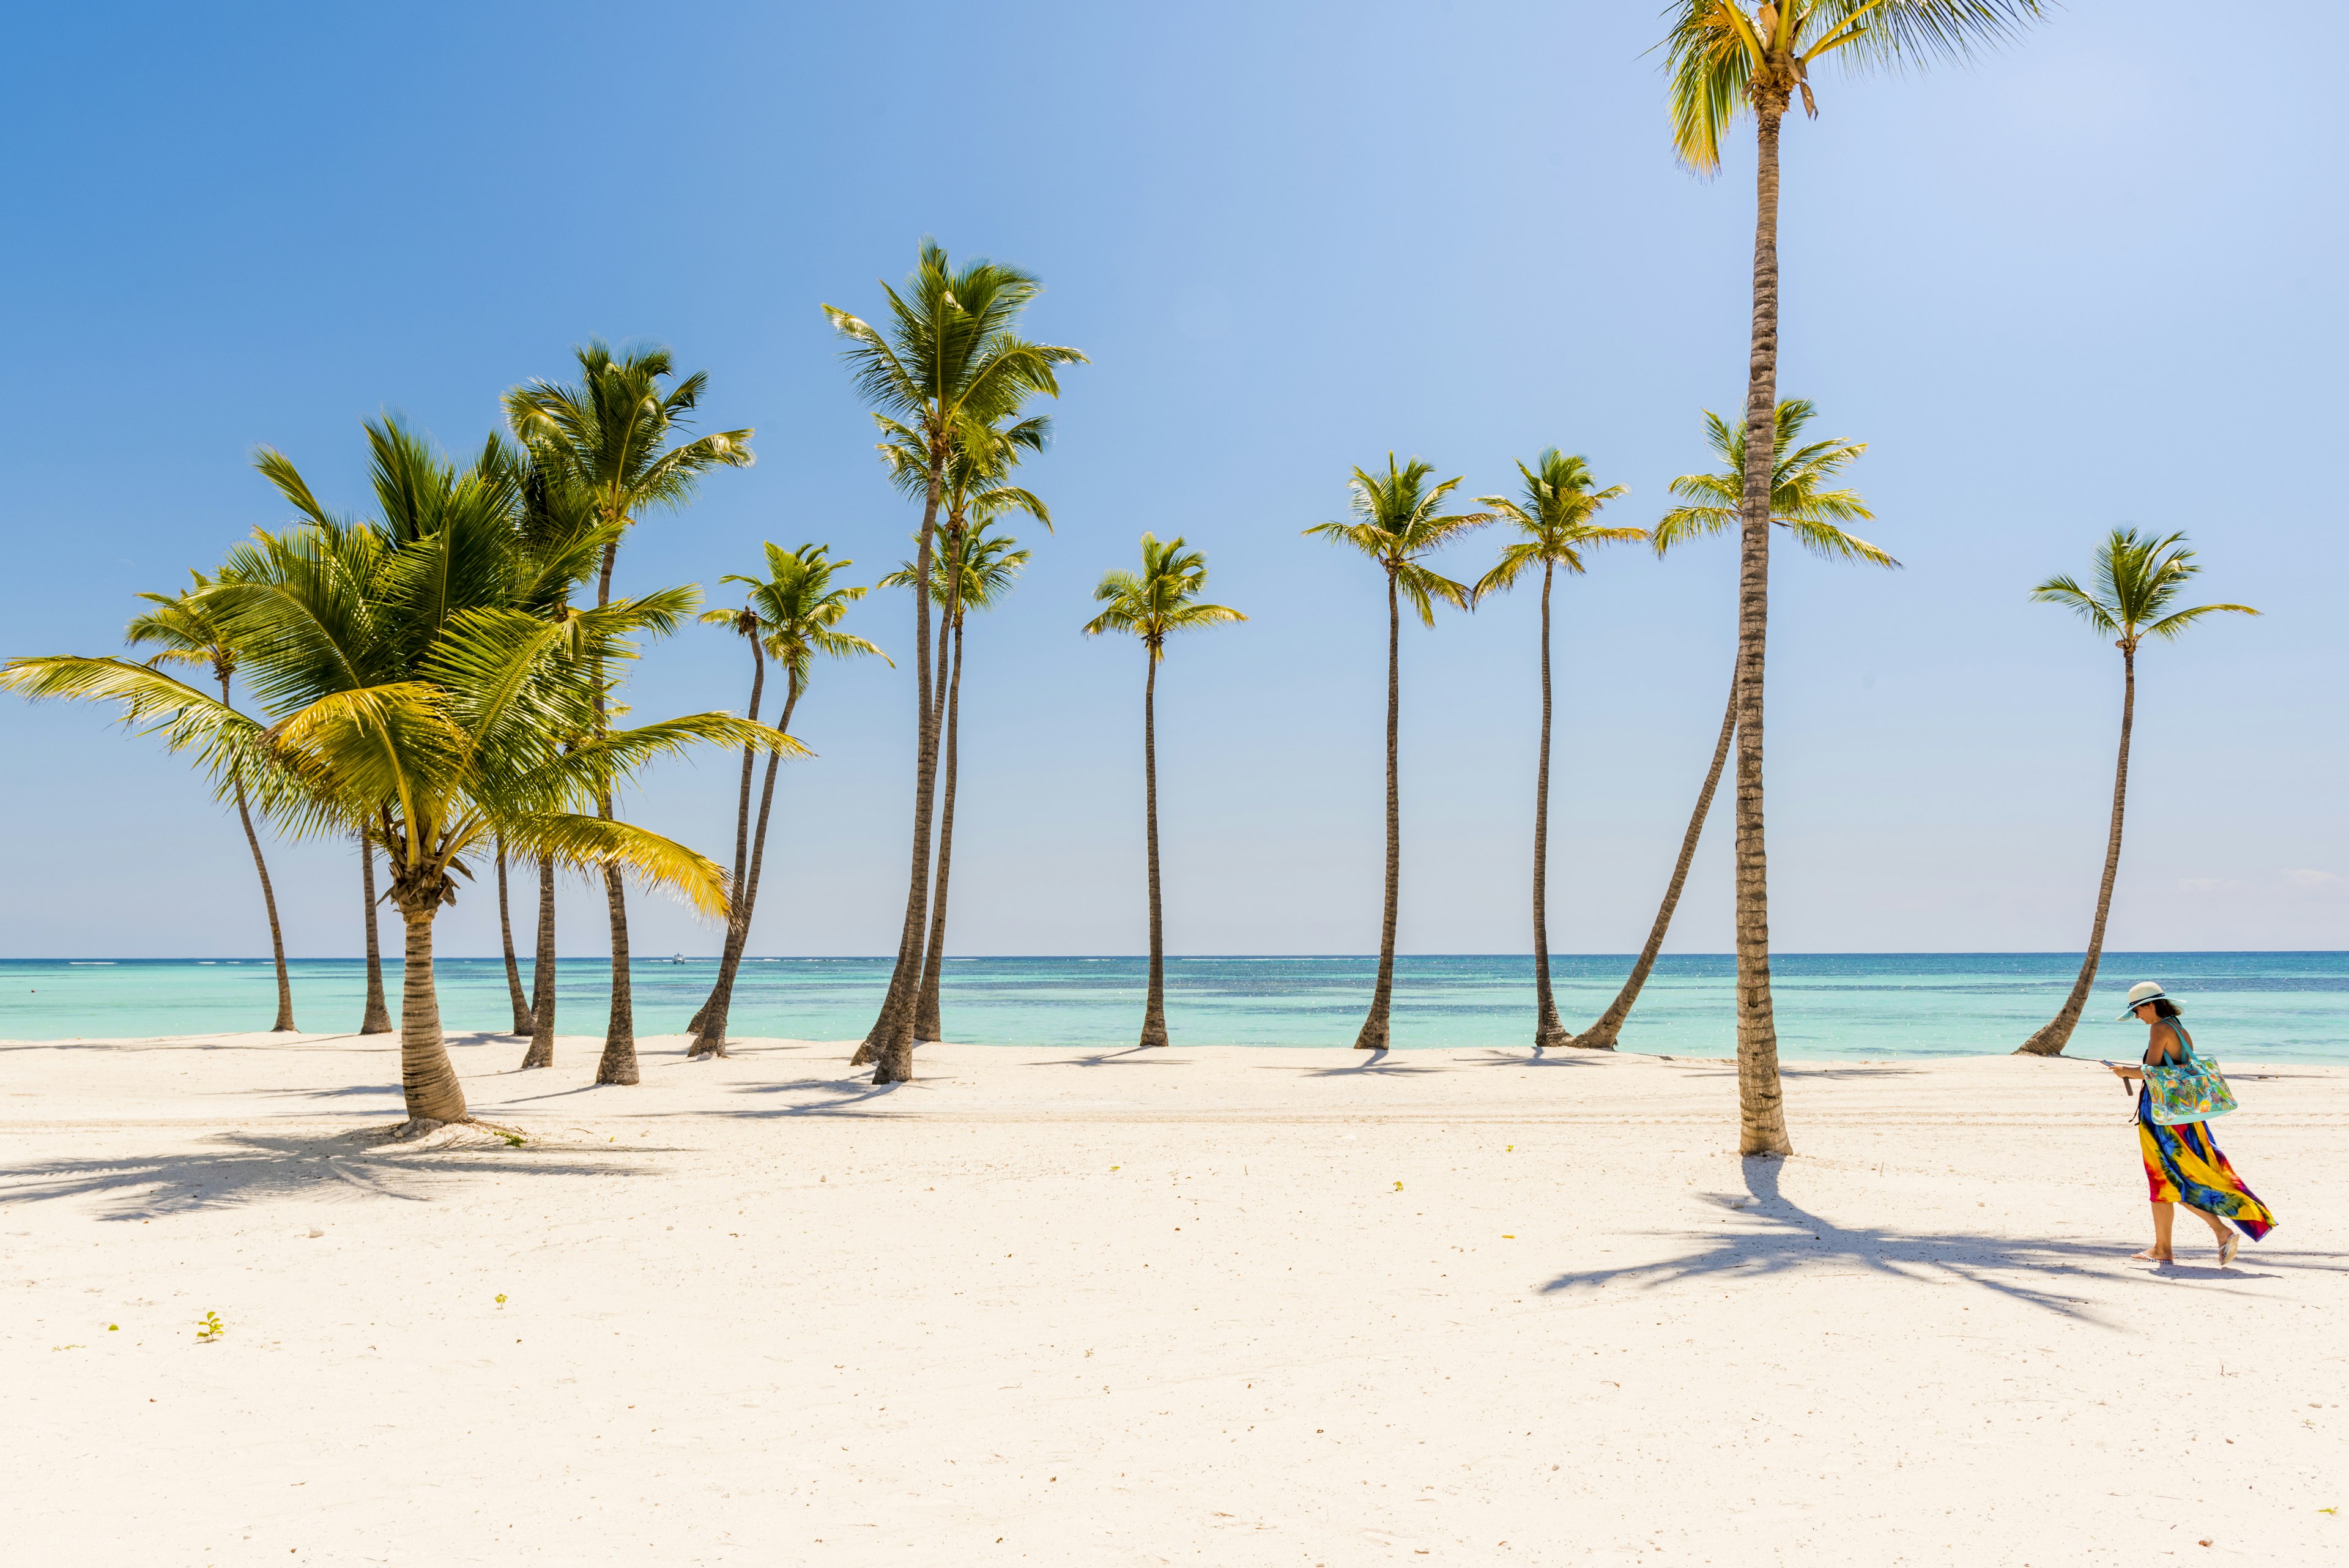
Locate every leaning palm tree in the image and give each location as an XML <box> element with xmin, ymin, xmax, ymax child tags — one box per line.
<box><xmin>883</xmin><ymin>521</ymin><xmax>1034</xmax><ymax>1044</ymax></box>
<box><xmin>357</xmin><ymin>831</ymin><xmax>393</xmax><ymax>1034</ymax></box>
<box><xmin>1306</xmin><ymin>457</ymin><xmax>1491</xmax><ymax>1050</ymax></box>
<box><xmin>687</xmin><ymin>543</ymin><xmax>885</xmax><ymax>1057</ymax></box>
<box><xmin>1567</xmin><ymin>399</ymin><xmax>1894</xmax><ymax>1053</ymax></box>
<box><xmin>1083</xmin><ymin>535</ymin><xmax>1246</xmax><ymax>1048</ymax></box>
<box><xmin>505</xmin><ymin>343</ymin><xmax>752</xmax><ymax>1086</ymax></box>
<box><xmin>1472</xmin><ymin>453</ymin><xmax>1644</xmax><ymax>1050</ymax></box>
<box><xmin>824</xmin><ymin>240</ymin><xmax>1083</xmax><ymax>1083</ymax></box>
<box><xmin>122</xmin><ymin>574</ymin><xmax>298</xmax><ymax>1032</ymax></box>
<box><xmin>2016</xmin><ymin>530</ymin><xmax>2257</xmax><ymax>1057</ymax></box>
<box><xmin>1664</xmin><ymin>0</ymin><xmax>2051</xmax><ymax>1154</ymax></box>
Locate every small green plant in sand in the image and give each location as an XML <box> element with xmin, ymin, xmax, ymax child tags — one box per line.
<box><xmin>495</xmin><ymin>1294</ymin><xmax>508</xmax><ymax>1307</ymax></box>
<box><xmin>196</xmin><ymin>1311</ymin><xmax>224</xmax><ymax>1342</ymax></box>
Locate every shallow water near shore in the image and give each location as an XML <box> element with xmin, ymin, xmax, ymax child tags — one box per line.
<box><xmin>3</xmin><ymin>951</ymin><xmax>2342</xmax><ymax>1061</ymax></box>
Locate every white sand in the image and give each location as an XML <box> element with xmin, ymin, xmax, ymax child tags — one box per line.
<box><xmin>4</xmin><ymin>1030</ymin><xmax>2345</xmax><ymax>1566</ymax></box>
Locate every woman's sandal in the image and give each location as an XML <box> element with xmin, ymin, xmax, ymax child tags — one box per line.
<box><xmin>2218</xmin><ymin>1233</ymin><xmax>2240</xmax><ymax>1268</ymax></box>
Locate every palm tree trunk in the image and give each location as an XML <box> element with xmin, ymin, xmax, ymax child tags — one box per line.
<box><xmin>522</xmin><ymin>853</ymin><xmax>556</xmax><ymax>1069</ymax></box>
<box><xmin>1565</xmin><ymin>666</ymin><xmax>1736</xmax><ymax>1051</ymax></box>
<box><xmin>497</xmin><ymin>838</ymin><xmax>532</xmax><ymax>1035</ymax></box>
<box><xmin>590</xmin><ymin>538</ymin><xmax>639</xmax><ymax>1086</ymax></box>
<box><xmin>1729</xmin><ymin>90</ymin><xmax>1794</xmax><ymax>1156</ymax></box>
<box><xmin>358</xmin><ymin>834</ymin><xmax>393</xmax><ymax>1035</ymax></box>
<box><xmin>855</xmin><ymin>459</ymin><xmax>946</xmax><ymax>1083</ymax></box>
<box><xmin>699</xmin><ymin>677</ymin><xmax>802</xmax><ymax>1056</ymax></box>
<box><xmin>1531</xmin><ymin>560</ymin><xmax>1564</xmax><ymax>1049</ymax></box>
<box><xmin>218</xmin><ymin>671</ymin><xmax>295</xmax><ymax>1033</ymax></box>
<box><xmin>1356</xmin><ymin>569</ymin><xmax>1402</xmax><ymax>1050</ymax></box>
<box><xmin>913</xmin><ymin>611</ymin><xmax>967</xmax><ymax>1043</ymax></box>
<box><xmin>1140</xmin><ymin>645</ymin><xmax>1170</xmax><ymax>1049</ymax></box>
<box><xmin>689</xmin><ymin>634</ymin><xmax>767</xmax><ymax>1057</ymax></box>
<box><xmin>396</xmin><ymin>905</ymin><xmax>467</xmax><ymax>1127</ymax></box>
<box><xmin>2017</xmin><ymin>645</ymin><xmax>2136</xmax><ymax>1055</ymax></box>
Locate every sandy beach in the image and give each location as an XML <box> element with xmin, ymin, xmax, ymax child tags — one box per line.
<box><xmin>5</xmin><ymin>1031</ymin><xmax>2345</xmax><ymax>1566</ymax></box>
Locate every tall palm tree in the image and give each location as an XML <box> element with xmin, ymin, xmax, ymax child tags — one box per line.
<box><xmin>2017</xmin><ymin>530</ymin><xmax>2257</xmax><ymax>1057</ymax></box>
<box><xmin>1664</xmin><ymin>0</ymin><xmax>2051</xmax><ymax>1154</ymax></box>
<box><xmin>358</xmin><ymin>831</ymin><xmax>392</xmax><ymax>1034</ymax></box>
<box><xmin>1306</xmin><ymin>457</ymin><xmax>1491</xmax><ymax>1050</ymax></box>
<box><xmin>1083</xmin><ymin>535</ymin><xmax>1246</xmax><ymax>1049</ymax></box>
<box><xmin>882</xmin><ymin>521</ymin><xmax>1034</xmax><ymax>1044</ymax></box>
<box><xmin>824</xmin><ymin>240</ymin><xmax>1082</xmax><ymax>1083</ymax></box>
<box><xmin>505</xmin><ymin>343</ymin><xmax>753</xmax><ymax>1086</ymax></box>
<box><xmin>1568</xmin><ymin>399</ymin><xmax>1893</xmax><ymax>1052</ymax></box>
<box><xmin>688</xmin><ymin>544</ymin><xmax>883</xmax><ymax>1057</ymax></box>
<box><xmin>122</xmin><ymin>575</ymin><xmax>298</xmax><ymax>1032</ymax></box>
<box><xmin>495</xmin><ymin>833</ymin><xmax>533</xmax><ymax>1033</ymax></box>
<box><xmin>1472</xmin><ymin>452</ymin><xmax>1644</xmax><ymax>1050</ymax></box>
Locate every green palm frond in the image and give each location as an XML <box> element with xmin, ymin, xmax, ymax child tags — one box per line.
<box><xmin>1662</xmin><ymin>2</ymin><xmax>2054</xmax><ymax>172</ymax></box>
<box><xmin>1655</xmin><ymin>399</ymin><xmax>1898</xmax><ymax>567</ymax></box>
<box><xmin>1307</xmin><ymin>455</ymin><xmax>1492</xmax><ymax>622</ymax></box>
<box><xmin>1473</xmin><ymin>450</ymin><xmax>1640</xmax><ymax>599</ymax></box>
<box><xmin>1083</xmin><ymin>533</ymin><xmax>1245</xmax><ymax>658</ymax></box>
<box><xmin>2035</xmin><ymin>529</ymin><xmax>2259</xmax><ymax>649</ymax></box>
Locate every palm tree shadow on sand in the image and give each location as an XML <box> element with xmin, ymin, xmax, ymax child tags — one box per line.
<box><xmin>1538</xmin><ymin>1159</ymin><xmax>2335</xmax><ymax>1321</ymax></box>
<box><xmin>0</xmin><ymin>1131</ymin><xmax>651</xmax><ymax>1222</ymax></box>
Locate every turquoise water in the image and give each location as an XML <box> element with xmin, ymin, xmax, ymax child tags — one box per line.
<box><xmin>2</xmin><ymin>953</ymin><xmax>2342</xmax><ymax>1061</ymax></box>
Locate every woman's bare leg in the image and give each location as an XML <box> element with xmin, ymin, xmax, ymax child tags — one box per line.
<box><xmin>2134</xmin><ymin>1201</ymin><xmax>2177</xmax><ymax>1261</ymax></box>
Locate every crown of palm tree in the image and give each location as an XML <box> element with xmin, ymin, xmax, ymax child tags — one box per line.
<box><xmin>1664</xmin><ymin>1</ymin><xmax>2052</xmax><ymax>171</ymax></box>
<box><xmin>711</xmin><ymin>542</ymin><xmax>890</xmax><ymax>681</ymax></box>
<box><xmin>2033</xmin><ymin>529</ymin><xmax>2260</xmax><ymax>653</ymax></box>
<box><xmin>127</xmin><ymin>570</ymin><xmax>241</xmax><ymax>684</ymax></box>
<box><xmin>1084</xmin><ymin>534</ymin><xmax>1247</xmax><ymax>658</ymax></box>
<box><xmin>881</xmin><ymin>522</ymin><xmax>1033</xmax><ymax>615</ymax></box>
<box><xmin>1652</xmin><ymin>398</ymin><xmax>1899</xmax><ymax>567</ymax></box>
<box><xmin>503</xmin><ymin>341</ymin><xmax>753</xmax><ymax>527</ymax></box>
<box><xmin>1474</xmin><ymin>450</ymin><xmax>1646</xmax><ymax>600</ymax></box>
<box><xmin>1305</xmin><ymin>455</ymin><xmax>1492</xmax><ymax>625</ymax></box>
<box><xmin>824</xmin><ymin>240</ymin><xmax>1085</xmax><ymax>467</ymax></box>
<box><xmin>877</xmin><ymin>403</ymin><xmax>1055</xmax><ymax>533</ymax></box>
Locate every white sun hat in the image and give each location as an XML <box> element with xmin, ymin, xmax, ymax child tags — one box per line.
<box><xmin>2115</xmin><ymin>980</ymin><xmax>2173</xmax><ymax>1021</ymax></box>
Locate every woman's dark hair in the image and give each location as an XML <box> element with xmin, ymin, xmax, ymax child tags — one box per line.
<box><xmin>2152</xmin><ymin>998</ymin><xmax>2182</xmax><ymax>1019</ymax></box>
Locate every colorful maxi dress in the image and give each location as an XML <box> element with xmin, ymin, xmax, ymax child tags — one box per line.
<box><xmin>2138</xmin><ymin>1026</ymin><xmax>2275</xmax><ymax>1241</ymax></box>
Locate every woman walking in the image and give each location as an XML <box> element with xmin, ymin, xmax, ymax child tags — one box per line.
<box><xmin>2105</xmin><ymin>981</ymin><xmax>2274</xmax><ymax>1266</ymax></box>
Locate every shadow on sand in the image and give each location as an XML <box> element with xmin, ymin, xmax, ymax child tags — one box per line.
<box><xmin>1537</xmin><ymin>1158</ymin><xmax>2337</xmax><ymax>1320</ymax></box>
<box><xmin>0</xmin><ymin>1129</ymin><xmax>644</xmax><ymax>1221</ymax></box>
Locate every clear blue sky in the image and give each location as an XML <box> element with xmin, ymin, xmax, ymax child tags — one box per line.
<box><xmin>2</xmin><ymin>1</ymin><xmax>2342</xmax><ymax>960</ymax></box>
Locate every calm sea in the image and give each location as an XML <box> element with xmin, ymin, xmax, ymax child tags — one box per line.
<box><xmin>1</xmin><ymin>953</ymin><xmax>2342</xmax><ymax>1062</ymax></box>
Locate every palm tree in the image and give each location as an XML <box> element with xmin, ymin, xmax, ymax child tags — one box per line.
<box><xmin>688</xmin><ymin>544</ymin><xmax>884</xmax><ymax>1057</ymax></box>
<box><xmin>1305</xmin><ymin>457</ymin><xmax>1491</xmax><ymax>1050</ymax></box>
<box><xmin>1083</xmin><ymin>535</ymin><xmax>1246</xmax><ymax>1048</ymax></box>
<box><xmin>1664</xmin><ymin>0</ymin><xmax>2051</xmax><ymax>1154</ymax></box>
<box><xmin>495</xmin><ymin>833</ymin><xmax>533</xmax><ymax>1033</ymax></box>
<box><xmin>505</xmin><ymin>343</ymin><xmax>753</xmax><ymax>1087</ymax></box>
<box><xmin>1472</xmin><ymin>453</ymin><xmax>1644</xmax><ymax>1050</ymax></box>
<box><xmin>1568</xmin><ymin>400</ymin><xmax>1893</xmax><ymax>1052</ymax></box>
<box><xmin>824</xmin><ymin>240</ymin><xmax>1083</xmax><ymax>1083</ymax></box>
<box><xmin>358</xmin><ymin>831</ymin><xmax>393</xmax><ymax>1034</ymax></box>
<box><xmin>121</xmin><ymin>575</ymin><xmax>298</xmax><ymax>1033</ymax></box>
<box><xmin>882</xmin><ymin>521</ymin><xmax>1034</xmax><ymax>1044</ymax></box>
<box><xmin>2017</xmin><ymin>530</ymin><xmax>2257</xmax><ymax>1057</ymax></box>
<box><xmin>6</xmin><ymin>581</ymin><xmax>770</xmax><ymax>1126</ymax></box>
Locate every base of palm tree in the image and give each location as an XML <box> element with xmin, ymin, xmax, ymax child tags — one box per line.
<box><xmin>388</xmin><ymin>1117</ymin><xmax>449</xmax><ymax>1141</ymax></box>
<box><xmin>2013</xmin><ymin>1027</ymin><xmax>2070</xmax><ymax>1058</ymax></box>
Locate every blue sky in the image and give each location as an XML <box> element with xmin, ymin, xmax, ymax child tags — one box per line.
<box><xmin>2</xmin><ymin>1</ymin><xmax>2342</xmax><ymax>960</ymax></box>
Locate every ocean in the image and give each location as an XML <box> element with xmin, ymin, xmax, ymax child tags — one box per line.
<box><xmin>2</xmin><ymin>953</ymin><xmax>2342</xmax><ymax>1062</ymax></box>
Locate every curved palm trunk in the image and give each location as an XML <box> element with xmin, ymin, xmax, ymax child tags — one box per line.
<box><xmin>1140</xmin><ymin>646</ymin><xmax>1170</xmax><ymax>1048</ymax></box>
<box><xmin>1531</xmin><ymin>560</ymin><xmax>1565</xmax><ymax>1049</ymax></box>
<box><xmin>689</xmin><ymin>634</ymin><xmax>766</xmax><ymax>1058</ymax></box>
<box><xmin>396</xmin><ymin>905</ymin><xmax>467</xmax><ymax>1126</ymax></box>
<box><xmin>914</xmin><ymin>610</ymin><xmax>967</xmax><ymax>1043</ymax></box>
<box><xmin>496</xmin><ymin>838</ymin><xmax>532</xmax><ymax>1035</ymax></box>
<box><xmin>218</xmin><ymin>671</ymin><xmax>295</xmax><ymax>1032</ymax></box>
<box><xmin>522</xmin><ymin>853</ymin><xmax>556</xmax><ymax>1069</ymax></box>
<box><xmin>1729</xmin><ymin>91</ymin><xmax>1794</xmax><ymax>1156</ymax></box>
<box><xmin>855</xmin><ymin>464</ymin><xmax>946</xmax><ymax>1083</ymax></box>
<box><xmin>2017</xmin><ymin>647</ymin><xmax>2136</xmax><ymax>1055</ymax></box>
<box><xmin>698</xmin><ymin>677</ymin><xmax>802</xmax><ymax>1056</ymax></box>
<box><xmin>1356</xmin><ymin>570</ymin><xmax>1403</xmax><ymax>1050</ymax></box>
<box><xmin>1565</xmin><ymin>667</ymin><xmax>1737</xmax><ymax>1050</ymax></box>
<box><xmin>358</xmin><ymin>834</ymin><xmax>393</xmax><ymax>1035</ymax></box>
<box><xmin>590</xmin><ymin>539</ymin><xmax>639</xmax><ymax>1086</ymax></box>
